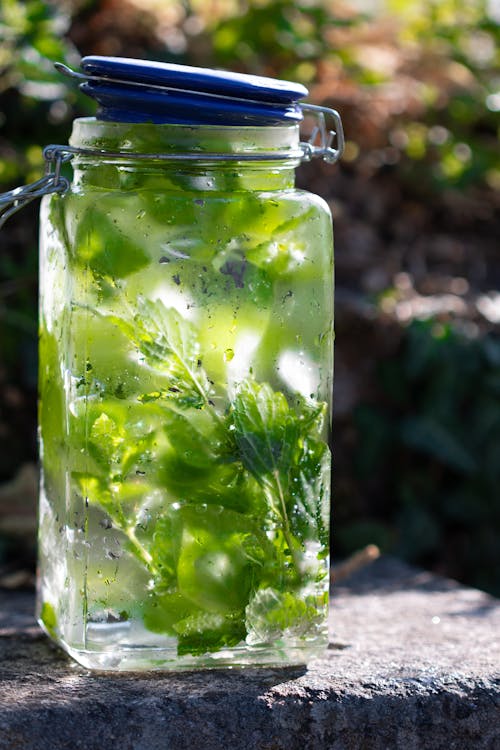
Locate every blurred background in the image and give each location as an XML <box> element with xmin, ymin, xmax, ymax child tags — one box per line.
<box><xmin>0</xmin><ymin>0</ymin><xmax>499</xmax><ymax>595</ymax></box>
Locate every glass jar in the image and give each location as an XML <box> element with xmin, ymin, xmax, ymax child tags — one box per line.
<box><xmin>1</xmin><ymin>58</ymin><xmax>342</xmax><ymax>671</ymax></box>
<box><xmin>37</xmin><ymin>117</ymin><xmax>334</xmax><ymax>670</ymax></box>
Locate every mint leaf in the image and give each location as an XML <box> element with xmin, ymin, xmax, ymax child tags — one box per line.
<box><xmin>170</xmin><ymin>503</ymin><xmax>266</xmax><ymax>615</ymax></box>
<box><xmin>156</xmin><ymin>403</ymin><xmax>266</xmax><ymax>514</ymax></box>
<box><xmin>40</xmin><ymin>601</ymin><xmax>58</xmax><ymax>639</ymax></box>
<box><xmin>231</xmin><ymin>380</ymin><xmax>300</xmax><ymax>486</ymax></box>
<box><xmin>292</xmin><ymin>393</ymin><xmax>327</xmax><ymax>435</ymax></box>
<box><xmin>89</xmin><ymin>412</ymin><xmax>123</xmax><ymax>469</ymax></box>
<box><xmin>86</xmin><ymin>403</ymin><xmax>159</xmax><ymax>483</ymax></box>
<box><xmin>175</xmin><ymin>611</ymin><xmax>247</xmax><ymax>655</ymax></box>
<box><xmin>142</xmin><ymin>590</ymin><xmax>197</xmax><ymax>636</ymax></box>
<box><xmin>107</xmin><ymin>298</ymin><xmax>214</xmax><ymax>410</ymax></box>
<box><xmin>245</xmin><ymin>588</ymin><xmax>327</xmax><ymax>644</ymax></box>
<box><xmin>74</xmin><ymin>469</ymin><xmax>158</xmax><ymax>573</ymax></box>
<box><xmin>39</xmin><ymin>330</ymin><xmax>65</xmax><ymax>497</ymax></box>
<box><xmin>159</xmin><ymin>454</ymin><xmax>266</xmax><ymax>515</ymax></box>
<box><xmin>74</xmin><ymin>209</ymin><xmax>149</xmax><ymax>278</ymax></box>
<box><xmin>144</xmin><ymin>503</ymin><xmax>267</xmax><ymax>652</ymax></box>
<box><xmin>73</xmin><ymin>472</ymin><xmax>117</xmax><ymax>515</ymax></box>
<box><xmin>231</xmin><ymin>380</ymin><xmax>329</xmax><ymax>571</ymax></box>
<box><xmin>161</xmin><ymin>406</ymin><xmax>229</xmax><ymax>470</ymax></box>
<box><xmin>289</xmin><ymin>438</ymin><xmax>331</xmax><ymax>548</ymax></box>
<box><xmin>148</xmin><ymin>514</ymin><xmax>179</xmax><ymax>584</ymax></box>
<box><xmin>245</xmin><ymin>209</ymin><xmax>316</xmax><ymax>278</ymax></box>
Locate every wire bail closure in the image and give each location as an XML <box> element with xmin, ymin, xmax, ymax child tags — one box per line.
<box><xmin>0</xmin><ymin>148</ymin><xmax>71</xmax><ymax>229</ymax></box>
<box><xmin>300</xmin><ymin>104</ymin><xmax>344</xmax><ymax>164</ymax></box>
<box><xmin>0</xmin><ymin>104</ymin><xmax>343</xmax><ymax>228</ymax></box>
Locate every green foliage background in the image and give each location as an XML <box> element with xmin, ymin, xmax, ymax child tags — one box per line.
<box><xmin>0</xmin><ymin>0</ymin><xmax>499</xmax><ymax>594</ymax></box>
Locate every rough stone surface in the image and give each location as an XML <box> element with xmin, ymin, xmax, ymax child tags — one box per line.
<box><xmin>0</xmin><ymin>557</ymin><xmax>498</xmax><ymax>749</ymax></box>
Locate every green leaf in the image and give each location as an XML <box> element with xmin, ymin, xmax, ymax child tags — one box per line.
<box><xmin>289</xmin><ymin>438</ymin><xmax>331</xmax><ymax>547</ymax></box>
<box><xmin>245</xmin><ymin>588</ymin><xmax>326</xmax><ymax>644</ymax></box>
<box><xmin>144</xmin><ymin>503</ymin><xmax>268</xmax><ymax>652</ymax></box>
<box><xmin>73</xmin><ymin>472</ymin><xmax>117</xmax><ymax>515</ymax></box>
<box><xmin>156</xmin><ymin>405</ymin><xmax>267</xmax><ymax>514</ymax></box>
<box><xmin>172</xmin><ymin>503</ymin><xmax>266</xmax><ymax>615</ymax></box>
<box><xmin>39</xmin><ymin>330</ymin><xmax>65</xmax><ymax>497</ymax></box>
<box><xmin>245</xmin><ymin>209</ymin><xmax>317</xmax><ymax>278</ymax></box>
<box><xmin>175</xmin><ymin>611</ymin><xmax>247</xmax><ymax>655</ymax></box>
<box><xmin>106</xmin><ymin>299</ymin><xmax>214</xmax><ymax>410</ymax></box>
<box><xmin>159</xmin><ymin>452</ymin><xmax>265</xmax><ymax>515</ymax></box>
<box><xmin>89</xmin><ymin>412</ymin><xmax>123</xmax><ymax>467</ymax></box>
<box><xmin>39</xmin><ymin>601</ymin><xmax>58</xmax><ymax>639</ymax></box>
<box><xmin>74</xmin><ymin>209</ymin><xmax>150</xmax><ymax>279</ymax></box>
<box><xmin>148</xmin><ymin>514</ymin><xmax>179</xmax><ymax>584</ymax></box>
<box><xmin>81</xmin><ymin>400</ymin><xmax>160</xmax><ymax>481</ymax></box>
<box><xmin>142</xmin><ymin>590</ymin><xmax>197</xmax><ymax>636</ymax></box>
<box><xmin>231</xmin><ymin>379</ymin><xmax>300</xmax><ymax>485</ymax></box>
<box><xmin>231</xmin><ymin>379</ymin><xmax>329</xmax><ymax>551</ymax></box>
<box><xmin>162</xmin><ymin>406</ymin><xmax>229</xmax><ymax>470</ymax></box>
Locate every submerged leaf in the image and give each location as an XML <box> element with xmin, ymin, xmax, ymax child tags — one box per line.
<box><xmin>69</xmin><ymin>302</ymin><xmax>330</xmax><ymax>654</ymax></box>
<box><xmin>289</xmin><ymin>438</ymin><xmax>331</xmax><ymax>547</ymax></box>
<box><xmin>106</xmin><ymin>299</ymin><xmax>214</xmax><ymax>410</ymax></box>
<box><xmin>162</xmin><ymin>406</ymin><xmax>229</xmax><ymax>469</ymax></box>
<box><xmin>231</xmin><ymin>379</ymin><xmax>300</xmax><ymax>484</ymax></box>
<box><xmin>75</xmin><ymin>209</ymin><xmax>149</xmax><ymax>278</ymax></box>
<box><xmin>231</xmin><ymin>379</ymin><xmax>329</xmax><ymax>548</ymax></box>
<box><xmin>40</xmin><ymin>602</ymin><xmax>58</xmax><ymax>639</ymax></box>
<box><xmin>142</xmin><ymin>590</ymin><xmax>196</xmax><ymax>636</ymax></box>
<box><xmin>175</xmin><ymin>611</ymin><xmax>247</xmax><ymax>655</ymax></box>
<box><xmin>245</xmin><ymin>587</ymin><xmax>326</xmax><ymax>644</ymax></box>
<box><xmin>145</xmin><ymin>502</ymin><xmax>267</xmax><ymax>652</ymax></box>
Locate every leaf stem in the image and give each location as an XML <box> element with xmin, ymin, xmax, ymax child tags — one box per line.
<box><xmin>167</xmin><ymin>340</ymin><xmax>226</xmax><ymax>428</ymax></box>
<box><xmin>125</xmin><ymin>525</ymin><xmax>159</xmax><ymax>577</ymax></box>
<box><xmin>105</xmin><ymin>505</ymin><xmax>159</xmax><ymax>578</ymax></box>
<box><xmin>272</xmin><ymin>470</ymin><xmax>302</xmax><ymax>576</ymax></box>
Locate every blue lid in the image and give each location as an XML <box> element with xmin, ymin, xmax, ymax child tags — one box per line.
<box><xmin>78</xmin><ymin>56</ymin><xmax>308</xmax><ymax>125</ymax></box>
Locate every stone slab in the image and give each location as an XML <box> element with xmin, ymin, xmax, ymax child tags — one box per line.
<box><xmin>0</xmin><ymin>557</ymin><xmax>498</xmax><ymax>749</ymax></box>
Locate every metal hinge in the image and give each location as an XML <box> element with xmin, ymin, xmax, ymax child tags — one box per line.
<box><xmin>0</xmin><ymin>147</ymin><xmax>71</xmax><ymax>229</ymax></box>
<box><xmin>0</xmin><ymin>103</ymin><xmax>343</xmax><ymax>228</ymax></box>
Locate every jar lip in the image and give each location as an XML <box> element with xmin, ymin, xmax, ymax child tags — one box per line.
<box><xmin>65</xmin><ymin>106</ymin><xmax>344</xmax><ymax>165</ymax></box>
<box><xmin>69</xmin><ymin>117</ymin><xmax>302</xmax><ymax>161</ymax></box>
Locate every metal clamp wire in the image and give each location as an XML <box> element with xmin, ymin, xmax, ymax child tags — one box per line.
<box><xmin>0</xmin><ymin>173</ymin><xmax>70</xmax><ymax>230</ymax></box>
<box><xmin>43</xmin><ymin>144</ymin><xmax>307</xmax><ymax>163</ymax></box>
<box><xmin>0</xmin><ymin>104</ymin><xmax>343</xmax><ymax>228</ymax></box>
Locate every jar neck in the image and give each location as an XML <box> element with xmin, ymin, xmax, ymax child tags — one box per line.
<box><xmin>69</xmin><ymin>118</ymin><xmax>299</xmax><ymax>192</ymax></box>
